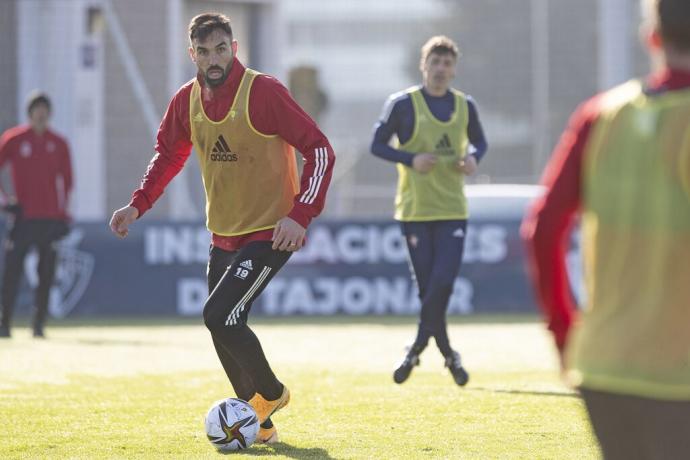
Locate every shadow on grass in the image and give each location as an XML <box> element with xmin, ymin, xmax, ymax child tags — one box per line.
<box><xmin>224</xmin><ymin>442</ymin><xmax>336</xmax><ymax>459</ymax></box>
<box><xmin>469</xmin><ymin>386</ymin><xmax>580</xmax><ymax>398</ymax></box>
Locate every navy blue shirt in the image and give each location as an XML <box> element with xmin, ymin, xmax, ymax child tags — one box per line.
<box><xmin>371</xmin><ymin>86</ymin><xmax>488</xmax><ymax>167</ymax></box>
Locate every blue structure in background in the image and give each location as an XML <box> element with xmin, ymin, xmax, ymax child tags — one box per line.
<box><xmin>3</xmin><ymin>217</ymin><xmax>551</xmax><ymax>318</ymax></box>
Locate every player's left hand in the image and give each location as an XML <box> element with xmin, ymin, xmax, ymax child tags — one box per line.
<box><xmin>272</xmin><ymin>217</ymin><xmax>306</xmax><ymax>251</ymax></box>
<box><xmin>456</xmin><ymin>155</ymin><xmax>478</xmax><ymax>176</ymax></box>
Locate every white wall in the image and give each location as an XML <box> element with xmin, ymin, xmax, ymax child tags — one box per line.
<box><xmin>18</xmin><ymin>0</ymin><xmax>106</xmax><ymax>221</ymax></box>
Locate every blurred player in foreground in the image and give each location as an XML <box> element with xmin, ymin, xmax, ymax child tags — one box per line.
<box><xmin>522</xmin><ymin>0</ymin><xmax>690</xmax><ymax>457</ymax></box>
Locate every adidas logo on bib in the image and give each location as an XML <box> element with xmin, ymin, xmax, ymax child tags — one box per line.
<box><xmin>434</xmin><ymin>133</ymin><xmax>454</xmax><ymax>156</ymax></box>
<box><xmin>239</xmin><ymin>260</ymin><xmax>253</xmax><ymax>271</ymax></box>
<box><xmin>211</xmin><ymin>134</ymin><xmax>238</xmax><ymax>162</ymax></box>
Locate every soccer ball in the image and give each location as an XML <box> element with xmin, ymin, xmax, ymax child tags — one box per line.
<box><xmin>205</xmin><ymin>398</ymin><xmax>259</xmax><ymax>451</ymax></box>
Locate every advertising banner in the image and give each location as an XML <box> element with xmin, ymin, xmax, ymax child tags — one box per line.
<box><xmin>5</xmin><ymin>218</ymin><xmax>571</xmax><ymax>318</ymax></box>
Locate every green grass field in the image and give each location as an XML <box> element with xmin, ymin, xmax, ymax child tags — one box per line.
<box><xmin>0</xmin><ymin>316</ymin><xmax>599</xmax><ymax>459</ymax></box>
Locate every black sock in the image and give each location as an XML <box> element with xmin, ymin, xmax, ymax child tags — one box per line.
<box><xmin>211</xmin><ymin>336</ymin><xmax>256</xmax><ymax>401</ymax></box>
<box><xmin>409</xmin><ymin>342</ymin><xmax>426</xmax><ymax>356</ymax></box>
<box><xmin>213</xmin><ymin>324</ymin><xmax>283</xmax><ymax>400</ymax></box>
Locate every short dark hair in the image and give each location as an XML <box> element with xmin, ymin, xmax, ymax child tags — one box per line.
<box><xmin>657</xmin><ymin>0</ymin><xmax>690</xmax><ymax>51</ymax></box>
<box><xmin>188</xmin><ymin>13</ymin><xmax>233</xmax><ymax>43</ymax></box>
<box><xmin>420</xmin><ymin>35</ymin><xmax>460</xmax><ymax>67</ymax></box>
<box><xmin>26</xmin><ymin>91</ymin><xmax>51</xmax><ymax>115</ymax></box>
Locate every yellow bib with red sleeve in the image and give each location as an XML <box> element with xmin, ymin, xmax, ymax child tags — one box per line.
<box><xmin>189</xmin><ymin>69</ymin><xmax>299</xmax><ymax>236</ymax></box>
<box><xmin>571</xmin><ymin>80</ymin><xmax>690</xmax><ymax>400</ymax></box>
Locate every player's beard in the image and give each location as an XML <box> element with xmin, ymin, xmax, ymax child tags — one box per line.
<box><xmin>204</xmin><ymin>61</ymin><xmax>232</xmax><ymax>88</ymax></box>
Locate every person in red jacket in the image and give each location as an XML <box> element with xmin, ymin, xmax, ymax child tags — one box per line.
<box><xmin>522</xmin><ymin>0</ymin><xmax>690</xmax><ymax>457</ymax></box>
<box><xmin>0</xmin><ymin>92</ymin><xmax>72</xmax><ymax>339</ymax></box>
<box><xmin>109</xmin><ymin>13</ymin><xmax>335</xmax><ymax>444</ymax></box>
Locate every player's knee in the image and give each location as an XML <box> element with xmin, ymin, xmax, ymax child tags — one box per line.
<box><xmin>202</xmin><ymin>301</ymin><xmax>224</xmax><ymax>333</ymax></box>
<box><xmin>203</xmin><ymin>306</ymin><xmax>247</xmax><ymax>335</ymax></box>
<box><xmin>429</xmin><ymin>279</ymin><xmax>454</xmax><ymax>297</ymax></box>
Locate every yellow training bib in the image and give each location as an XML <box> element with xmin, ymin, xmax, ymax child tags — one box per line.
<box><xmin>394</xmin><ymin>87</ymin><xmax>469</xmax><ymax>221</ymax></box>
<box><xmin>572</xmin><ymin>80</ymin><xmax>690</xmax><ymax>400</ymax></box>
<box><xmin>189</xmin><ymin>69</ymin><xmax>299</xmax><ymax>236</ymax></box>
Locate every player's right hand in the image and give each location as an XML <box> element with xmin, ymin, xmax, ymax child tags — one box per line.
<box><xmin>109</xmin><ymin>205</ymin><xmax>139</xmax><ymax>239</ymax></box>
<box><xmin>412</xmin><ymin>153</ymin><xmax>437</xmax><ymax>174</ymax></box>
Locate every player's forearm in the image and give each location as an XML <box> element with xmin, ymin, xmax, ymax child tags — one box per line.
<box><xmin>522</xmin><ymin>97</ymin><xmax>595</xmax><ymax>349</ymax></box>
<box><xmin>128</xmin><ymin>148</ymin><xmax>189</xmax><ymax>217</ymax></box>
<box><xmin>524</xmin><ymin>223</ymin><xmax>577</xmax><ymax>349</ymax></box>
<box><xmin>370</xmin><ymin>120</ymin><xmax>415</xmax><ymax>166</ymax></box>
<box><xmin>256</xmin><ymin>79</ymin><xmax>337</xmax><ymax>227</ymax></box>
<box><xmin>290</xmin><ymin>142</ymin><xmax>335</xmax><ymax>228</ymax></box>
<box><xmin>129</xmin><ymin>105</ymin><xmax>193</xmax><ymax>218</ymax></box>
<box><xmin>128</xmin><ymin>85</ymin><xmax>194</xmax><ymax>218</ymax></box>
<box><xmin>522</xmin><ymin>185</ymin><xmax>579</xmax><ymax>350</ymax></box>
<box><xmin>370</xmin><ymin>141</ymin><xmax>414</xmax><ymax>166</ymax></box>
<box><xmin>467</xmin><ymin>98</ymin><xmax>488</xmax><ymax>162</ymax></box>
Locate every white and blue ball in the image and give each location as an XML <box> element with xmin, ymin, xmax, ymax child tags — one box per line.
<box><xmin>205</xmin><ymin>398</ymin><xmax>259</xmax><ymax>451</ymax></box>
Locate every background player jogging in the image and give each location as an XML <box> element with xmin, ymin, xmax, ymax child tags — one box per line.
<box><xmin>370</xmin><ymin>35</ymin><xmax>487</xmax><ymax>386</ymax></box>
<box><xmin>109</xmin><ymin>12</ymin><xmax>335</xmax><ymax>444</ymax></box>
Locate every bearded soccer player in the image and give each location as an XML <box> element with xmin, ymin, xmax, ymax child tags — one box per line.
<box><xmin>109</xmin><ymin>13</ymin><xmax>335</xmax><ymax>444</ymax></box>
<box><xmin>370</xmin><ymin>36</ymin><xmax>488</xmax><ymax>386</ymax></box>
<box><xmin>522</xmin><ymin>0</ymin><xmax>690</xmax><ymax>457</ymax></box>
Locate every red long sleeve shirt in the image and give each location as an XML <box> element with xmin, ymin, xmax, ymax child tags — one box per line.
<box><xmin>130</xmin><ymin>58</ymin><xmax>335</xmax><ymax>251</ymax></box>
<box><xmin>521</xmin><ymin>67</ymin><xmax>690</xmax><ymax>350</ymax></box>
<box><xmin>0</xmin><ymin>125</ymin><xmax>72</xmax><ymax>221</ymax></box>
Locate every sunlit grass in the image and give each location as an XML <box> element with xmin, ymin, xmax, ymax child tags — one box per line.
<box><xmin>0</xmin><ymin>317</ymin><xmax>598</xmax><ymax>459</ymax></box>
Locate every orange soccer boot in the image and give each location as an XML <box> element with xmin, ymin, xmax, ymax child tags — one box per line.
<box><xmin>257</xmin><ymin>423</ymin><xmax>279</xmax><ymax>444</ymax></box>
<box><xmin>248</xmin><ymin>385</ymin><xmax>290</xmax><ymax>424</ymax></box>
